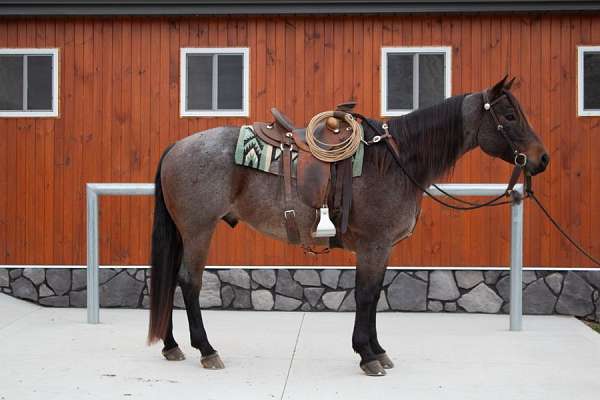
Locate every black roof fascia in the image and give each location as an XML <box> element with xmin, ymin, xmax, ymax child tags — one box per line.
<box><xmin>1</xmin><ymin>1</ymin><xmax>600</xmax><ymax>16</ymax></box>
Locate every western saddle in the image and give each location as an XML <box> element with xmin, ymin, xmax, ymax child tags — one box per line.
<box><xmin>252</xmin><ymin>102</ymin><xmax>358</xmax><ymax>247</ymax></box>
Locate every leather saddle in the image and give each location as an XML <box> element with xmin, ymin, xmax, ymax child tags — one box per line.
<box><xmin>254</xmin><ymin>104</ymin><xmax>356</xmax><ymax>154</ymax></box>
<box><xmin>252</xmin><ymin>102</ymin><xmax>358</xmax><ymax>246</ymax></box>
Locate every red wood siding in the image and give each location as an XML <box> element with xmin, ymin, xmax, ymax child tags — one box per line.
<box><xmin>0</xmin><ymin>15</ymin><xmax>598</xmax><ymax>267</ymax></box>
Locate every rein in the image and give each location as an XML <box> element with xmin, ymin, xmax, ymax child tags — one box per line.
<box><xmin>355</xmin><ymin>93</ymin><xmax>526</xmax><ymax>211</ymax></box>
<box><xmin>424</xmin><ymin>91</ymin><xmax>527</xmax><ymax>209</ymax></box>
<box><xmin>527</xmin><ymin>190</ymin><xmax>600</xmax><ymax>266</ymax></box>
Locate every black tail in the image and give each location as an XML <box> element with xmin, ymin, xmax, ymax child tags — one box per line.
<box><xmin>148</xmin><ymin>145</ymin><xmax>182</xmax><ymax>344</ymax></box>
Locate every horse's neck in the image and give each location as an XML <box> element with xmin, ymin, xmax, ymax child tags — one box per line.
<box><xmin>400</xmin><ymin>96</ymin><xmax>475</xmax><ymax>186</ymax></box>
<box><xmin>419</xmin><ymin>93</ymin><xmax>482</xmax><ymax>183</ymax></box>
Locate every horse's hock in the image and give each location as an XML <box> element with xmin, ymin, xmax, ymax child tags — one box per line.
<box><xmin>2</xmin><ymin>267</ymin><xmax>599</xmax><ymax>322</ymax></box>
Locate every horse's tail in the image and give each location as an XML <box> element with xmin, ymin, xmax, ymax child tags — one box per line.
<box><xmin>148</xmin><ymin>144</ymin><xmax>182</xmax><ymax>344</ymax></box>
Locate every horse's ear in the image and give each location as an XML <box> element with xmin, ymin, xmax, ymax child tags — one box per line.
<box><xmin>488</xmin><ymin>75</ymin><xmax>508</xmax><ymax>99</ymax></box>
<box><xmin>504</xmin><ymin>76</ymin><xmax>516</xmax><ymax>91</ymax></box>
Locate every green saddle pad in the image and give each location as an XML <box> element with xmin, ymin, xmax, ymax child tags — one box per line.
<box><xmin>234</xmin><ymin>125</ymin><xmax>364</xmax><ymax>177</ymax></box>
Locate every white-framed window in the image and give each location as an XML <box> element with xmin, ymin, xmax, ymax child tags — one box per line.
<box><xmin>381</xmin><ymin>47</ymin><xmax>451</xmax><ymax>117</ymax></box>
<box><xmin>578</xmin><ymin>46</ymin><xmax>600</xmax><ymax>117</ymax></box>
<box><xmin>0</xmin><ymin>48</ymin><xmax>59</xmax><ymax>118</ymax></box>
<box><xmin>180</xmin><ymin>47</ymin><xmax>249</xmax><ymax>117</ymax></box>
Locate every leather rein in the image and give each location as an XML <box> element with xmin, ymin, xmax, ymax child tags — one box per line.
<box><xmin>356</xmin><ymin>92</ymin><xmax>530</xmax><ymax>211</ymax></box>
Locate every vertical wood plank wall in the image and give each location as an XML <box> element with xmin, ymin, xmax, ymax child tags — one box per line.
<box><xmin>0</xmin><ymin>15</ymin><xmax>598</xmax><ymax>267</ymax></box>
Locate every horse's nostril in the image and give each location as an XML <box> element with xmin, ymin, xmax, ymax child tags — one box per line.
<box><xmin>541</xmin><ymin>153</ymin><xmax>549</xmax><ymax>166</ymax></box>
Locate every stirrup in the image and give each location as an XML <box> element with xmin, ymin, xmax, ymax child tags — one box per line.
<box><xmin>312</xmin><ymin>206</ymin><xmax>336</xmax><ymax>238</ymax></box>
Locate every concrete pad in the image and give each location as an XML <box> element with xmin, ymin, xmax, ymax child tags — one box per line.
<box><xmin>284</xmin><ymin>313</ymin><xmax>600</xmax><ymax>400</ymax></box>
<box><xmin>0</xmin><ymin>295</ymin><xmax>301</xmax><ymax>400</ymax></box>
<box><xmin>1</xmin><ymin>294</ymin><xmax>599</xmax><ymax>400</ymax></box>
<box><xmin>0</xmin><ymin>293</ymin><xmax>40</xmax><ymax>329</ymax></box>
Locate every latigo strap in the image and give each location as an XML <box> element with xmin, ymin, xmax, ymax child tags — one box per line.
<box><xmin>282</xmin><ymin>133</ymin><xmax>301</xmax><ymax>245</ymax></box>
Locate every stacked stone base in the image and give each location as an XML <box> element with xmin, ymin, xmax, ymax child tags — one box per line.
<box><xmin>1</xmin><ymin>268</ymin><xmax>599</xmax><ymax>322</ymax></box>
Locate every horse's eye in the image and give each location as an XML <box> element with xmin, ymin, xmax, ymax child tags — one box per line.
<box><xmin>505</xmin><ymin>114</ymin><xmax>516</xmax><ymax>121</ymax></box>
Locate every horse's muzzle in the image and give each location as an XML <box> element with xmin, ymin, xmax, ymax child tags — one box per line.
<box><xmin>528</xmin><ymin>152</ymin><xmax>549</xmax><ymax>176</ymax></box>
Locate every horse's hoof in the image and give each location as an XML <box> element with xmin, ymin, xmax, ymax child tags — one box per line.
<box><xmin>360</xmin><ymin>360</ymin><xmax>386</xmax><ymax>376</ymax></box>
<box><xmin>201</xmin><ymin>352</ymin><xmax>225</xmax><ymax>370</ymax></box>
<box><xmin>375</xmin><ymin>352</ymin><xmax>394</xmax><ymax>369</ymax></box>
<box><xmin>162</xmin><ymin>346</ymin><xmax>185</xmax><ymax>361</ymax></box>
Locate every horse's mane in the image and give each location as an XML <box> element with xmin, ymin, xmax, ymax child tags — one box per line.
<box><xmin>361</xmin><ymin>94</ymin><xmax>467</xmax><ymax>184</ymax></box>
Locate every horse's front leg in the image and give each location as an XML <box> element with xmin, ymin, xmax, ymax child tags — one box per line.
<box><xmin>353</xmin><ymin>245</ymin><xmax>392</xmax><ymax>376</ymax></box>
<box><xmin>369</xmin><ymin>290</ymin><xmax>394</xmax><ymax>369</ymax></box>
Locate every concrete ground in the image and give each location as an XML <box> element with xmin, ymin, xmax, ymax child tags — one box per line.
<box><xmin>1</xmin><ymin>294</ymin><xmax>599</xmax><ymax>400</ymax></box>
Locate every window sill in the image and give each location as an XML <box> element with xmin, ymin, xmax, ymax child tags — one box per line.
<box><xmin>0</xmin><ymin>110</ymin><xmax>58</xmax><ymax>118</ymax></box>
<box><xmin>578</xmin><ymin>110</ymin><xmax>600</xmax><ymax>117</ymax></box>
<box><xmin>181</xmin><ymin>110</ymin><xmax>249</xmax><ymax>118</ymax></box>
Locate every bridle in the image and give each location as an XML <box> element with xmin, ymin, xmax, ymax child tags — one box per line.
<box><xmin>481</xmin><ymin>90</ymin><xmax>528</xmax><ymax>170</ymax></box>
<box><xmin>356</xmin><ymin>93</ymin><xmax>600</xmax><ymax>266</ymax></box>
<box><xmin>476</xmin><ymin>92</ymin><xmax>600</xmax><ymax>265</ymax></box>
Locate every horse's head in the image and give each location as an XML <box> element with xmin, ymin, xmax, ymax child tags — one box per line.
<box><xmin>476</xmin><ymin>76</ymin><xmax>549</xmax><ymax>176</ymax></box>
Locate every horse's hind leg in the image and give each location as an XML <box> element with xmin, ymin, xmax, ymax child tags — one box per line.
<box><xmin>179</xmin><ymin>278</ymin><xmax>224</xmax><ymax>369</ymax></box>
<box><xmin>161</xmin><ymin>312</ymin><xmax>186</xmax><ymax>361</ymax></box>
<box><xmin>178</xmin><ymin>227</ymin><xmax>225</xmax><ymax>369</ymax></box>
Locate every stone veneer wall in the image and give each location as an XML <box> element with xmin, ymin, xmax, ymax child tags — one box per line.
<box><xmin>1</xmin><ymin>268</ymin><xmax>599</xmax><ymax>322</ymax></box>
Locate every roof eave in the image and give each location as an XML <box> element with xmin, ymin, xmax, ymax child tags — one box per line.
<box><xmin>1</xmin><ymin>2</ymin><xmax>600</xmax><ymax>16</ymax></box>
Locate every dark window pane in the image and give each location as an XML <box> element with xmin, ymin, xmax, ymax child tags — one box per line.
<box><xmin>27</xmin><ymin>55</ymin><xmax>53</xmax><ymax>110</ymax></box>
<box><xmin>387</xmin><ymin>53</ymin><xmax>413</xmax><ymax>110</ymax></box>
<box><xmin>418</xmin><ymin>54</ymin><xmax>445</xmax><ymax>109</ymax></box>
<box><xmin>187</xmin><ymin>54</ymin><xmax>213</xmax><ymax>110</ymax></box>
<box><xmin>217</xmin><ymin>54</ymin><xmax>243</xmax><ymax>110</ymax></box>
<box><xmin>584</xmin><ymin>52</ymin><xmax>600</xmax><ymax>110</ymax></box>
<box><xmin>0</xmin><ymin>55</ymin><xmax>24</xmax><ymax>110</ymax></box>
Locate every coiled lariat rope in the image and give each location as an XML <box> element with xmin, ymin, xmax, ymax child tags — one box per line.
<box><xmin>305</xmin><ymin>111</ymin><xmax>363</xmax><ymax>162</ymax></box>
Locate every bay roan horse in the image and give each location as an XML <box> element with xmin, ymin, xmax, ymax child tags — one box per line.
<box><xmin>147</xmin><ymin>76</ymin><xmax>549</xmax><ymax>376</ymax></box>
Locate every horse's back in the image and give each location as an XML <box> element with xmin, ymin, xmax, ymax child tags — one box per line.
<box><xmin>168</xmin><ymin>126</ymin><xmax>238</xmax><ymax>159</ymax></box>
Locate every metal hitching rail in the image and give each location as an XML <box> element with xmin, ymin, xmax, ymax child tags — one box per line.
<box><xmin>86</xmin><ymin>182</ymin><xmax>525</xmax><ymax>331</ymax></box>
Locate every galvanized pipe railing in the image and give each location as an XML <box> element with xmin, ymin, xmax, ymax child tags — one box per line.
<box><xmin>86</xmin><ymin>182</ymin><xmax>524</xmax><ymax>331</ymax></box>
<box><xmin>86</xmin><ymin>183</ymin><xmax>155</xmax><ymax>324</ymax></box>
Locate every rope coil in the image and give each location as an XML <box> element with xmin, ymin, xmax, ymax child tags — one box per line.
<box><xmin>305</xmin><ymin>111</ymin><xmax>363</xmax><ymax>162</ymax></box>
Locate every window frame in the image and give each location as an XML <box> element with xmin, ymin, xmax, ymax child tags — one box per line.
<box><xmin>0</xmin><ymin>48</ymin><xmax>59</xmax><ymax>118</ymax></box>
<box><xmin>381</xmin><ymin>46</ymin><xmax>452</xmax><ymax>117</ymax></box>
<box><xmin>578</xmin><ymin>45</ymin><xmax>600</xmax><ymax>117</ymax></box>
<box><xmin>180</xmin><ymin>47</ymin><xmax>250</xmax><ymax>117</ymax></box>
